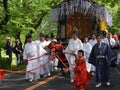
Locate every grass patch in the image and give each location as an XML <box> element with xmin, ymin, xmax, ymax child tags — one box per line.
<box><xmin>1</xmin><ymin>49</ymin><xmax>25</xmax><ymax>71</ymax></box>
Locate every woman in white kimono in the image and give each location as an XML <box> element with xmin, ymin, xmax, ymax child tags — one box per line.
<box><xmin>83</xmin><ymin>36</ymin><xmax>92</xmax><ymax>72</ymax></box>
<box><xmin>23</xmin><ymin>34</ymin><xmax>40</xmax><ymax>82</ymax></box>
<box><xmin>65</xmin><ymin>29</ymin><xmax>83</xmax><ymax>83</ymax></box>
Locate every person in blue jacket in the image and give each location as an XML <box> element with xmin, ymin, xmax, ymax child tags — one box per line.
<box><xmin>89</xmin><ymin>35</ymin><xmax>116</xmax><ymax>87</ymax></box>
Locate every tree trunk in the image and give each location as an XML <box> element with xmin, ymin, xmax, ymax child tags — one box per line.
<box><xmin>34</xmin><ymin>12</ymin><xmax>48</xmax><ymax>30</ymax></box>
<box><xmin>0</xmin><ymin>0</ymin><xmax>9</xmax><ymax>30</ymax></box>
<box><xmin>0</xmin><ymin>48</ymin><xmax>2</xmax><ymax>58</ymax></box>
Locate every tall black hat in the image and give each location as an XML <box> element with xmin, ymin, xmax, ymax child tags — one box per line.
<box><xmin>26</xmin><ymin>34</ymin><xmax>32</xmax><ymax>39</ymax></box>
<box><xmin>39</xmin><ymin>33</ymin><xmax>45</xmax><ymax>37</ymax></box>
<box><xmin>72</xmin><ymin>27</ymin><xmax>78</xmax><ymax>35</ymax></box>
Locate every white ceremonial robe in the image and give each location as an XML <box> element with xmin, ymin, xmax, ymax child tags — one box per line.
<box><xmin>37</xmin><ymin>44</ymin><xmax>48</xmax><ymax>75</ymax></box>
<box><xmin>102</xmin><ymin>38</ymin><xmax>109</xmax><ymax>45</ymax></box>
<box><xmin>89</xmin><ymin>39</ymin><xmax>97</xmax><ymax>47</ymax></box>
<box><xmin>37</xmin><ymin>40</ymin><xmax>51</xmax><ymax>75</ymax></box>
<box><xmin>39</xmin><ymin>40</ymin><xmax>50</xmax><ymax>49</ymax></box>
<box><xmin>23</xmin><ymin>41</ymin><xmax>39</xmax><ymax>79</ymax></box>
<box><xmin>89</xmin><ymin>39</ymin><xmax>97</xmax><ymax>72</ymax></box>
<box><xmin>83</xmin><ymin>42</ymin><xmax>92</xmax><ymax>72</ymax></box>
<box><xmin>65</xmin><ymin>38</ymin><xmax>83</xmax><ymax>78</ymax></box>
<box><xmin>108</xmin><ymin>38</ymin><xmax>116</xmax><ymax>46</ymax></box>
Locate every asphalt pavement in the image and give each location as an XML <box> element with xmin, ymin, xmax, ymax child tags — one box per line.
<box><xmin>0</xmin><ymin>66</ymin><xmax>120</xmax><ymax>90</ymax></box>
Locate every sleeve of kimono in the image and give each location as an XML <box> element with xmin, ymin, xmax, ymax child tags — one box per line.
<box><xmin>38</xmin><ymin>46</ymin><xmax>47</xmax><ymax>56</ymax></box>
<box><xmin>67</xmin><ymin>39</ymin><xmax>75</xmax><ymax>52</ymax></box>
<box><xmin>88</xmin><ymin>46</ymin><xmax>96</xmax><ymax>66</ymax></box>
<box><xmin>23</xmin><ymin>45</ymin><xmax>27</xmax><ymax>60</ymax></box>
<box><xmin>107</xmin><ymin>44</ymin><xmax>117</xmax><ymax>67</ymax></box>
<box><xmin>83</xmin><ymin>43</ymin><xmax>92</xmax><ymax>54</ymax></box>
<box><xmin>79</xmin><ymin>40</ymin><xmax>84</xmax><ymax>50</ymax></box>
<box><xmin>87</xmin><ymin>44</ymin><xmax>92</xmax><ymax>54</ymax></box>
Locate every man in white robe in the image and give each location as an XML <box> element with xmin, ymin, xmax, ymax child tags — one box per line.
<box><xmin>108</xmin><ymin>33</ymin><xmax>116</xmax><ymax>47</ymax></box>
<box><xmin>37</xmin><ymin>33</ymin><xmax>51</xmax><ymax>77</ymax></box>
<box><xmin>45</xmin><ymin>35</ymin><xmax>59</xmax><ymax>71</ymax></box>
<box><xmin>23</xmin><ymin>34</ymin><xmax>39</xmax><ymax>82</ymax></box>
<box><xmin>108</xmin><ymin>33</ymin><xmax>120</xmax><ymax>64</ymax></box>
<box><xmin>65</xmin><ymin>30</ymin><xmax>83</xmax><ymax>82</ymax></box>
<box><xmin>83</xmin><ymin>36</ymin><xmax>92</xmax><ymax>72</ymax></box>
<box><xmin>89</xmin><ymin>34</ymin><xmax>97</xmax><ymax>75</ymax></box>
<box><xmin>89</xmin><ymin>34</ymin><xmax>97</xmax><ymax>47</ymax></box>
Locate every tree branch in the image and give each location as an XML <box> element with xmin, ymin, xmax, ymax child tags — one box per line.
<box><xmin>0</xmin><ymin>0</ymin><xmax>9</xmax><ymax>30</ymax></box>
<box><xmin>34</xmin><ymin>11</ymin><xmax>48</xmax><ymax>30</ymax></box>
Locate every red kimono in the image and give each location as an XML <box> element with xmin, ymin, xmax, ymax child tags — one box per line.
<box><xmin>74</xmin><ymin>57</ymin><xmax>91</xmax><ymax>88</ymax></box>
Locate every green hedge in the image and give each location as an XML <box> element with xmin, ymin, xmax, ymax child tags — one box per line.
<box><xmin>0</xmin><ymin>58</ymin><xmax>11</xmax><ymax>69</ymax></box>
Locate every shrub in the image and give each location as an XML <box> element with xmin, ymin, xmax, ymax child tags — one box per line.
<box><xmin>0</xmin><ymin>58</ymin><xmax>11</xmax><ymax>69</ymax></box>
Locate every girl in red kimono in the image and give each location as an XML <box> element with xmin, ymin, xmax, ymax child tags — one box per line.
<box><xmin>74</xmin><ymin>50</ymin><xmax>91</xmax><ymax>90</ymax></box>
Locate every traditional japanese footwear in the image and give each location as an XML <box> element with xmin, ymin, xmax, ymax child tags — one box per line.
<box><xmin>48</xmin><ymin>73</ymin><xmax>51</xmax><ymax>77</ymax></box>
<box><xmin>91</xmin><ymin>71</ymin><xmax>95</xmax><ymax>77</ymax></box>
<box><xmin>29</xmin><ymin>78</ymin><xmax>34</xmax><ymax>82</ymax></box>
<box><xmin>54</xmin><ymin>66</ymin><xmax>58</xmax><ymax>70</ymax></box>
<box><xmin>95</xmin><ymin>83</ymin><xmax>101</xmax><ymax>87</ymax></box>
<box><xmin>106</xmin><ymin>82</ymin><xmax>111</xmax><ymax>86</ymax></box>
<box><xmin>70</xmin><ymin>78</ymin><xmax>74</xmax><ymax>83</ymax></box>
<box><xmin>43</xmin><ymin>74</ymin><xmax>47</xmax><ymax>78</ymax></box>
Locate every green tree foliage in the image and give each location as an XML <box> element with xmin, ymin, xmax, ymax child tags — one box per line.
<box><xmin>0</xmin><ymin>0</ymin><xmax>63</xmax><ymax>57</ymax></box>
<box><xmin>0</xmin><ymin>0</ymin><xmax>62</xmax><ymax>44</ymax></box>
<box><xmin>94</xmin><ymin>0</ymin><xmax>120</xmax><ymax>34</ymax></box>
<box><xmin>0</xmin><ymin>0</ymin><xmax>120</xmax><ymax>47</ymax></box>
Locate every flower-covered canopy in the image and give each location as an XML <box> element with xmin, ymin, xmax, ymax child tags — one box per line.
<box><xmin>50</xmin><ymin>0</ymin><xmax>112</xmax><ymax>26</ymax></box>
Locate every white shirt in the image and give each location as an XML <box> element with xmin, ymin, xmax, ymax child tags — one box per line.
<box><xmin>39</xmin><ymin>40</ymin><xmax>50</xmax><ymax>49</ymax></box>
<box><xmin>89</xmin><ymin>39</ymin><xmax>97</xmax><ymax>47</ymax></box>
<box><xmin>108</xmin><ymin>38</ymin><xmax>116</xmax><ymax>46</ymax></box>
<box><xmin>65</xmin><ymin>38</ymin><xmax>83</xmax><ymax>54</ymax></box>
<box><xmin>23</xmin><ymin>41</ymin><xmax>38</xmax><ymax>60</ymax></box>
<box><xmin>83</xmin><ymin>42</ymin><xmax>92</xmax><ymax>61</ymax></box>
<box><xmin>102</xmin><ymin>38</ymin><xmax>109</xmax><ymax>45</ymax></box>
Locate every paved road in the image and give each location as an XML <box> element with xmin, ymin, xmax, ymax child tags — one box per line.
<box><xmin>0</xmin><ymin>67</ymin><xmax>120</xmax><ymax>90</ymax></box>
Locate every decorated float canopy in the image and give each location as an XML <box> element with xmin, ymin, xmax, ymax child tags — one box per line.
<box><xmin>50</xmin><ymin>0</ymin><xmax>112</xmax><ymax>26</ymax></box>
<box><xmin>50</xmin><ymin>0</ymin><xmax>112</xmax><ymax>39</ymax></box>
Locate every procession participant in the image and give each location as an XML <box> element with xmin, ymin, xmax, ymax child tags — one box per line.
<box><xmin>89</xmin><ymin>33</ymin><xmax>97</xmax><ymax>47</ymax></box>
<box><xmin>74</xmin><ymin>50</ymin><xmax>91</xmax><ymax>90</ymax></box>
<box><xmin>117</xmin><ymin>36</ymin><xmax>120</xmax><ymax>64</ymax></box>
<box><xmin>65</xmin><ymin>29</ymin><xmax>83</xmax><ymax>83</ymax></box>
<box><xmin>89</xmin><ymin>35</ymin><xmax>116</xmax><ymax>87</ymax></box>
<box><xmin>107</xmin><ymin>33</ymin><xmax>116</xmax><ymax>48</ymax></box>
<box><xmin>88</xmin><ymin>33</ymin><xmax>97</xmax><ymax>76</ymax></box>
<box><xmin>113</xmin><ymin>32</ymin><xmax>119</xmax><ymax>41</ymax></box>
<box><xmin>83</xmin><ymin>36</ymin><xmax>92</xmax><ymax>72</ymax></box>
<box><xmin>23</xmin><ymin>34</ymin><xmax>40</xmax><ymax>82</ymax></box>
<box><xmin>37</xmin><ymin>33</ymin><xmax>51</xmax><ymax>77</ymax></box>
<box><xmin>45</xmin><ymin>35</ymin><xmax>57</xmax><ymax>71</ymax></box>
<box><xmin>48</xmin><ymin>41</ymin><xmax>66</xmax><ymax>74</ymax></box>
<box><xmin>102</xmin><ymin>31</ymin><xmax>109</xmax><ymax>45</ymax></box>
<box><xmin>113</xmin><ymin>35</ymin><xmax>120</xmax><ymax>65</ymax></box>
<box><xmin>51</xmin><ymin>40</ymin><xmax>59</xmax><ymax>71</ymax></box>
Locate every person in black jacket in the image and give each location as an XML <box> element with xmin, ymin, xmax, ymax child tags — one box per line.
<box><xmin>14</xmin><ymin>39</ymin><xmax>22</xmax><ymax>65</ymax></box>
